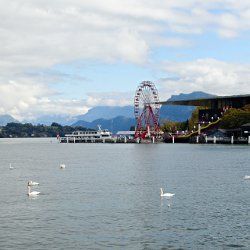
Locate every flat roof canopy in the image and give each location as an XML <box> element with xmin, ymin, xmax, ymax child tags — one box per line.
<box><xmin>159</xmin><ymin>94</ymin><xmax>250</xmax><ymax>109</ymax></box>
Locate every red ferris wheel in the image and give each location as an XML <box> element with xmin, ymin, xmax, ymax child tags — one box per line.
<box><xmin>134</xmin><ymin>81</ymin><xmax>161</xmax><ymax>139</ymax></box>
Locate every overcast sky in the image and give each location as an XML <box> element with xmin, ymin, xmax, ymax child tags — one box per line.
<box><xmin>1</xmin><ymin>0</ymin><xmax>250</xmax><ymax>120</ymax></box>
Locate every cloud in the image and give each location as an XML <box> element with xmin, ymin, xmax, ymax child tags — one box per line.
<box><xmin>2</xmin><ymin>0</ymin><xmax>248</xmax><ymax>73</ymax></box>
<box><xmin>158</xmin><ymin>58</ymin><xmax>250</xmax><ymax>100</ymax></box>
<box><xmin>0</xmin><ymin>79</ymin><xmax>51</xmax><ymax>120</ymax></box>
<box><xmin>1</xmin><ymin>0</ymin><xmax>250</xmax><ymax>120</ymax></box>
<box><xmin>0</xmin><ymin>72</ymin><xmax>134</xmax><ymax>120</ymax></box>
<box><xmin>85</xmin><ymin>91</ymin><xmax>134</xmax><ymax>107</ymax></box>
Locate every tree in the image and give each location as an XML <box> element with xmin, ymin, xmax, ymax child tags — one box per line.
<box><xmin>161</xmin><ymin>120</ymin><xmax>188</xmax><ymax>133</ymax></box>
<box><xmin>188</xmin><ymin>107</ymin><xmax>199</xmax><ymax>130</ymax></box>
<box><xmin>51</xmin><ymin>122</ymin><xmax>62</xmax><ymax>128</ymax></box>
<box><xmin>220</xmin><ymin>107</ymin><xmax>250</xmax><ymax>129</ymax></box>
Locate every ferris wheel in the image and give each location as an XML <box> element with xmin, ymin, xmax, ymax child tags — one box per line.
<box><xmin>134</xmin><ymin>81</ymin><xmax>160</xmax><ymax>138</ymax></box>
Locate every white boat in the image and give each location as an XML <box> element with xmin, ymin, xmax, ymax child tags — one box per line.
<box><xmin>60</xmin><ymin>125</ymin><xmax>112</xmax><ymax>143</ymax></box>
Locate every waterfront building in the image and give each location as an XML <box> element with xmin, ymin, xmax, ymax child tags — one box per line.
<box><xmin>160</xmin><ymin>94</ymin><xmax>250</xmax><ymax>144</ymax></box>
<box><xmin>160</xmin><ymin>94</ymin><xmax>250</xmax><ymax>123</ymax></box>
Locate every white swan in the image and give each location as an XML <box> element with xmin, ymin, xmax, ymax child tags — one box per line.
<box><xmin>9</xmin><ymin>163</ymin><xmax>14</xmax><ymax>169</ymax></box>
<box><xmin>244</xmin><ymin>175</ymin><xmax>250</xmax><ymax>180</ymax></box>
<box><xmin>27</xmin><ymin>185</ymin><xmax>40</xmax><ymax>197</ymax></box>
<box><xmin>160</xmin><ymin>188</ymin><xmax>175</xmax><ymax>198</ymax></box>
<box><xmin>60</xmin><ymin>164</ymin><xmax>66</xmax><ymax>169</ymax></box>
<box><xmin>28</xmin><ymin>180</ymin><xmax>39</xmax><ymax>186</ymax></box>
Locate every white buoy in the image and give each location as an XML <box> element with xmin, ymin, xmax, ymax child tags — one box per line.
<box><xmin>160</xmin><ymin>188</ymin><xmax>175</xmax><ymax>198</ymax></box>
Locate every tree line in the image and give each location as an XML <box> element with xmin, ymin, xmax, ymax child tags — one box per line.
<box><xmin>0</xmin><ymin>122</ymin><xmax>93</xmax><ymax>138</ymax></box>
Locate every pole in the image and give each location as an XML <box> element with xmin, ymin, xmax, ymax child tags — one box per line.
<box><xmin>213</xmin><ymin>136</ymin><xmax>216</xmax><ymax>144</ymax></box>
<box><xmin>198</xmin><ymin>123</ymin><xmax>201</xmax><ymax>135</ymax></box>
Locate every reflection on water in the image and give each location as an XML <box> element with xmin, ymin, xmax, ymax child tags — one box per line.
<box><xmin>0</xmin><ymin>139</ymin><xmax>249</xmax><ymax>249</ymax></box>
<box><xmin>160</xmin><ymin>196</ymin><xmax>174</xmax><ymax>208</ymax></box>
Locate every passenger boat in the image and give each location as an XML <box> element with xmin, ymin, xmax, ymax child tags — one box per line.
<box><xmin>59</xmin><ymin>125</ymin><xmax>113</xmax><ymax>143</ymax></box>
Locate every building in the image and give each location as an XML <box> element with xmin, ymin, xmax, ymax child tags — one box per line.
<box><xmin>160</xmin><ymin>94</ymin><xmax>250</xmax><ymax>123</ymax></box>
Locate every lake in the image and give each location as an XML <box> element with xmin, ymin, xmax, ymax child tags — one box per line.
<box><xmin>0</xmin><ymin>138</ymin><xmax>249</xmax><ymax>249</ymax></box>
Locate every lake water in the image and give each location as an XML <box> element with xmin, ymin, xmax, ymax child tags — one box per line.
<box><xmin>0</xmin><ymin>138</ymin><xmax>249</xmax><ymax>249</ymax></box>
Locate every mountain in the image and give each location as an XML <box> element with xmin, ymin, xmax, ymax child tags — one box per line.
<box><xmin>71</xmin><ymin>91</ymin><xmax>214</xmax><ymax>133</ymax></box>
<box><xmin>160</xmin><ymin>91</ymin><xmax>215</xmax><ymax>122</ymax></box>
<box><xmin>28</xmin><ymin>115</ymin><xmax>77</xmax><ymax>126</ymax></box>
<box><xmin>19</xmin><ymin>91</ymin><xmax>214</xmax><ymax>132</ymax></box>
<box><xmin>76</xmin><ymin>106</ymin><xmax>134</xmax><ymax>122</ymax></box>
<box><xmin>72</xmin><ymin>116</ymin><xmax>135</xmax><ymax>133</ymax></box>
<box><xmin>24</xmin><ymin>106</ymin><xmax>134</xmax><ymax>126</ymax></box>
<box><xmin>0</xmin><ymin>115</ymin><xmax>19</xmax><ymax>126</ymax></box>
<box><xmin>75</xmin><ymin>91</ymin><xmax>214</xmax><ymax>124</ymax></box>
<box><xmin>168</xmin><ymin>91</ymin><xmax>215</xmax><ymax>101</ymax></box>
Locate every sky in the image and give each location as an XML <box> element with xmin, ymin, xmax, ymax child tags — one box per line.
<box><xmin>1</xmin><ymin>0</ymin><xmax>250</xmax><ymax>121</ymax></box>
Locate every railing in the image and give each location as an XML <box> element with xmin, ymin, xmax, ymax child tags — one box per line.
<box><xmin>170</xmin><ymin>118</ymin><xmax>222</xmax><ymax>139</ymax></box>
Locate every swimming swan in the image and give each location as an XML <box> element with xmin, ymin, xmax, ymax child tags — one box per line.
<box><xmin>27</xmin><ymin>185</ymin><xmax>40</xmax><ymax>197</ymax></box>
<box><xmin>60</xmin><ymin>164</ymin><xmax>66</xmax><ymax>169</ymax></box>
<box><xmin>28</xmin><ymin>180</ymin><xmax>39</xmax><ymax>186</ymax></box>
<box><xmin>244</xmin><ymin>175</ymin><xmax>250</xmax><ymax>180</ymax></box>
<box><xmin>9</xmin><ymin>163</ymin><xmax>14</xmax><ymax>169</ymax></box>
<box><xmin>160</xmin><ymin>188</ymin><xmax>175</xmax><ymax>198</ymax></box>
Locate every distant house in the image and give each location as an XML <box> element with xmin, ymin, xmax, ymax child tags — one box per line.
<box><xmin>116</xmin><ymin>131</ymin><xmax>135</xmax><ymax>139</ymax></box>
<box><xmin>206</xmin><ymin>128</ymin><xmax>241</xmax><ymax>138</ymax></box>
<box><xmin>206</xmin><ymin>129</ymin><xmax>227</xmax><ymax>138</ymax></box>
